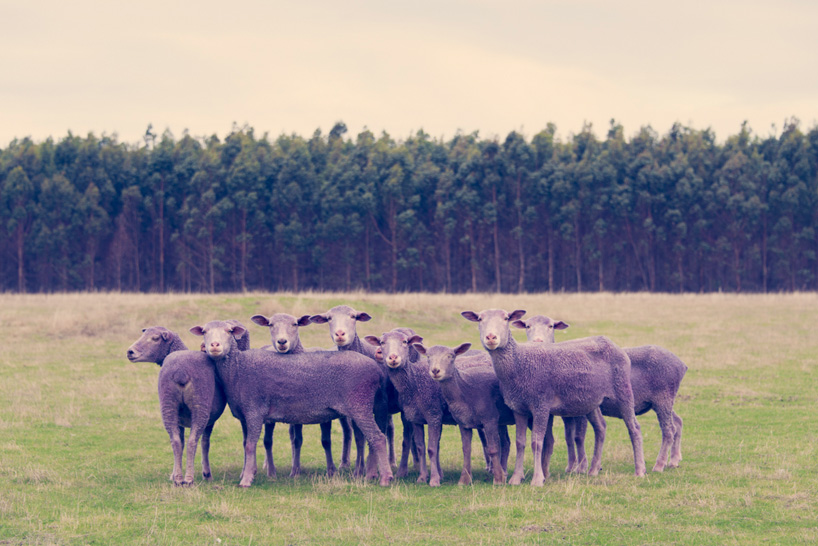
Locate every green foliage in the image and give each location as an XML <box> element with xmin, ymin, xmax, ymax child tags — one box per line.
<box><xmin>1</xmin><ymin>122</ymin><xmax>818</xmax><ymax>293</ymax></box>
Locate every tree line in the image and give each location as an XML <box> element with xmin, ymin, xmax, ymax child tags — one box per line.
<box><xmin>1</xmin><ymin>119</ymin><xmax>816</xmax><ymax>294</ymax></box>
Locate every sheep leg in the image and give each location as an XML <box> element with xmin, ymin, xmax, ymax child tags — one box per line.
<box><xmin>530</xmin><ymin>410</ymin><xmax>552</xmax><ymax>487</ymax></box>
<box><xmin>509</xmin><ymin>412</ymin><xmax>529</xmax><ymax>485</ymax></box>
<box><xmin>457</xmin><ymin>426</ymin><xmax>473</xmax><ymax>485</ymax></box>
<box><xmin>201</xmin><ymin>424</ymin><xmax>214</xmax><ymax>480</ymax></box>
<box><xmin>539</xmin><ymin>414</ymin><xmax>555</xmax><ymax>480</ymax></box>
<box><xmin>349</xmin><ymin>412</ymin><xmax>393</xmax><ymax>486</ymax></box>
<box><xmin>476</xmin><ymin>427</ymin><xmax>491</xmax><ymax>473</ymax></box>
<box><xmin>238</xmin><ymin>419</ymin><xmax>248</xmax><ymax>483</ymax></box>
<box><xmin>289</xmin><ymin>424</ymin><xmax>304</xmax><ymax>478</ymax></box>
<box><xmin>320</xmin><ymin>421</ymin><xmax>337</xmax><ymax>477</ymax></box>
<box><xmin>668</xmin><ymin>411</ymin><xmax>683</xmax><ymax>468</ymax></box>
<box><xmin>586</xmin><ymin>408</ymin><xmax>606</xmax><ymax>476</ymax></box>
<box><xmin>339</xmin><ymin>417</ymin><xmax>352</xmax><ymax>469</ymax></box>
<box><xmin>574</xmin><ymin>415</ymin><xmax>589</xmax><ymax>473</ymax></box>
<box><xmin>483</xmin><ymin>422</ymin><xmax>506</xmax><ymax>485</ymax></box>
<box><xmin>386</xmin><ymin>415</ymin><xmax>396</xmax><ymax>467</ymax></box>
<box><xmin>427</xmin><ymin>421</ymin><xmax>444</xmax><ymax>486</ymax></box>
<box><xmin>499</xmin><ymin>424</ymin><xmax>510</xmax><ymax>474</ymax></box>
<box><xmin>412</xmin><ymin>423</ymin><xmax>428</xmax><ymax>484</ymax></box>
<box><xmin>397</xmin><ymin>413</ymin><xmax>413</xmax><ymax>478</ymax></box>
<box><xmin>652</xmin><ymin>405</ymin><xmax>677</xmax><ymax>472</ymax></box>
<box><xmin>563</xmin><ymin>416</ymin><xmax>577</xmax><ymax>473</ymax></box>
<box><xmin>167</xmin><ymin>424</ymin><xmax>184</xmax><ymax>486</ymax></box>
<box><xmin>348</xmin><ymin>421</ymin><xmax>366</xmax><ymax>478</ymax></box>
<box><xmin>624</xmin><ymin>412</ymin><xmax>646</xmax><ymax>477</ymax></box>
<box><xmin>184</xmin><ymin>424</ymin><xmax>204</xmax><ymax>485</ymax></box>
<box><xmin>263</xmin><ymin>423</ymin><xmax>276</xmax><ymax>479</ymax></box>
<box><xmin>239</xmin><ymin>419</ymin><xmax>263</xmax><ymax>488</ymax></box>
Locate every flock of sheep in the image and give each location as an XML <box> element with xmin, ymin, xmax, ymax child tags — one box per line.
<box><xmin>125</xmin><ymin>304</ymin><xmax>687</xmax><ymax>488</ymax></box>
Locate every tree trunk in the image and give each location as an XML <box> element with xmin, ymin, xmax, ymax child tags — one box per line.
<box><xmin>16</xmin><ymin>226</ymin><xmax>25</xmax><ymax>294</ymax></box>
<box><xmin>547</xmin><ymin>228</ymin><xmax>554</xmax><ymax>293</ymax></box>
<box><xmin>492</xmin><ymin>188</ymin><xmax>501</xmax><ymax>293</ymax></box>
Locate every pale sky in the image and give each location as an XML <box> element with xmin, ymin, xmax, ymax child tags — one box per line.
<box><xmin>1</xmin><ymin>0</ymin><xmax>816</xmax><ymax>147</ymax></box>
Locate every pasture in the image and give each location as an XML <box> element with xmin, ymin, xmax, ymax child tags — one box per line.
<box><xmin>0</xmin><ymin>292</ymin><xmax>815</xmax><ymax>545</ymax></box>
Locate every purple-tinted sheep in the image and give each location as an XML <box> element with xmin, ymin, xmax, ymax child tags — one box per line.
<box><xmin>417</xmin><ymin>342</ymin><xmax>514</xmax><ymax>485</ymax></box>
<box><xmin>311</xmin><ymin>305</ymin><xmax>417</xmax><ymax>477</ymax></box>
<box><xmin>250</xmin><ymin>312</ymin><xmax>350</xmax><ymax>478</ymax></box>
<box><xmin>462</xmin><ymin>309</ymin><xmax>646</xmax><ymax>486</ymax></box>
<box><xmin>126</xmin><ymin>326</ymin><xmax>227</xmax><ymax>485</ymax></box>
<box><xmin>515</xmin><ymin>315</ymin><xmax>687</xmax><ymax>472</ymax></box>
<box><xmin>191</xmin><ymin>320</ymin><xmax>392</xmax><ymax>487</ymax></box>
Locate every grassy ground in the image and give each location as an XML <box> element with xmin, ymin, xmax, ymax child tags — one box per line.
<box><xmin>0</xmin><ymin>292</ymin><xmax>815</xmax><ymax>545</ymax></box>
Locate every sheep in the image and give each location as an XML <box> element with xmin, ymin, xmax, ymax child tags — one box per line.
<box><xmin>310</xmin><ymin>305</ymin><xmax>418</xmax><ymax>478</ymax></box>
<box><xmin>462</xmin><ymin>309</ymin><xmax>647</xmax><ymax>486</ymax></box>
<box><xmin>191</xmin><ymin>320</ymin><xmax>393</xmax><ymax>487</ymax></box>
<box><xmin>416</xmin><ymin>342</ymin><xmax>514</xmax><ymax>485</ymax></box>
<box><xmin>514</xmin><ymin>315</ymin><xmax>687</xmax><ymax>472</ymax></box>
<box><xmin>364</xmin><ymin>329</ymin><xmax>498</xmax><ymax>486</ymax></box>
<box><xmin>250</xmin><ymin>312</ymin><xmax>351</xmax><ymax>478</ymax></box>
<box><xmin>126</xmin><ymin>326</ymin><xmax>226</xmax><ymax>486</ymax></box>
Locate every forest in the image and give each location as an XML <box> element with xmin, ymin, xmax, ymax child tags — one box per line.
<box><xmin>1</xmin><ymin>119</ymin><xmax>816</xmax><ymax>294</ymax></box>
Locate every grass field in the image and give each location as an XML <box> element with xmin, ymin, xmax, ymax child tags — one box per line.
<box><xmin>0</xmin><ymin>292</ymin><xmax>816</xmax><ymax>545</ymax></box>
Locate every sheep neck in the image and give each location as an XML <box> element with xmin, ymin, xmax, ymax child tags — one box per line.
<box><xmin>487</xmin><ymin>336</ymin><xmax>519</xmax><ymax>386</ymax></box>
<box><xmin>436</xmin><ymin>367</ymin><xmax>472</xmax><ymax>424</ymax></box>
<box><xmin>158</xmin><ymin>335</ymin><xmax>189</xmax><ymax>366</ymax></box>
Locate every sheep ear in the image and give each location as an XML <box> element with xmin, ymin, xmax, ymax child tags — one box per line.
<box><xmin>251</xmin><ymin>314</ymin><xmax>270</xmax><ymax>327</ymax></box>
<box><xmin>230</xmin><ymin>325</ymin><xmax>246</xmax><ymax>339</ymax></box>
<box><xmin>310</xmin><ymin>314</ymin><xmax>329</xmax><ymax>324</ymax></box>
<box><xmin>364</xmin><ymin>335</ymin><xmax>381</xmax><ymax>347</ymax></box>
<box><xmin>297</xmin><ymin>315</ymin><xmax>312</xmax><ymax>327</ymax></box>
<box><xmin>511</xmin><ymin>320</ymin><xmax>527</xmax><ymax>329</ymax></box>
<box><xmin>509</xmin><ymin>310</ymin><xmax>526</xmax><ymax>321</ymax></box>
<box><xmin>413</xmin><ymin>343</ymin><xmax>427</xmax><ymax>355</ymax></box>
<box><xmin>454</xmin><ymin>343</ymin><xmax>472</xmax><ymax>355</ymax></box>
<box><xmin>356</xmin><ymin>312</ymin><xmax>372</xmax><ymax>322</ymax></box>
<box><xmin>461</xmin><ymin>311</ymin><xmax>479</xmax><ymax>322</ymax></box>
<box><xmin>200</xmin><ymin>342</ymin><xmax>206</xmax><ymax>352</ymax></box>
<box><xmin>141</xmin><ymin>328</ymin><xmax>147</xmax><ymax>333</ymax></box>
<box><xmin>190</xmin><ymin>326</ymin><xmax>205</xmax><ymax>337</ymax></box>
<box><xmin>406</xmin><ymin>334</ymin><xmax>423</xmax><ymax>345</ymax></box>
<box><xmin>554</xmin><ymin>321</ymin><xmax>569</xmax><ymax>330</ymax></box>
<box><xmin>161</xmin><ymin>330</ymin><xmax>172</xmax><ymax>341</ymax></box>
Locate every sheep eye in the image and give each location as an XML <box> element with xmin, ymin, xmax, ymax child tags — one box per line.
<box><xmin>151</xmin><ymin>335</ymin><xmax>160</xmax><ymax>341</ymax></box>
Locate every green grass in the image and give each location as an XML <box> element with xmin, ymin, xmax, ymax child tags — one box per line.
<box><xmin>0</xmin><ymin>292</ymin><xmax>816</xmax><ymax>545</ymax></box>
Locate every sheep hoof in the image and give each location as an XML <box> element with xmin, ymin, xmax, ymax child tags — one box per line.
<box><xmin>396</xmin><ymin>467</ymin><xmax>408</xmax><ymax>479</ymax></box>
<box><xmin>457</xmin><ymin>474</ymin><xmax>472</xmax><ymax>486</ymax></box>
<box><xmin>416</xmin><ymin>475</ymin><xmax>427</xmax><ymax>484</ymax></box>
<box><xmin>530</xmin><ymin>476</ymin><xmax>545</xmax><ymax>487</ymax></box>
<box><xmin>429</xmin><ymin>478</ymin><xmax>441</xmax><ymax>487</ymax></box>
<box><xmin>652</xmin><ymin>463</ymin><xmax>665</xmax><ymax>473</ymax></box>
<box><xmin>508</xmin><ymin>474</ymin><xmax>523</xmax><ymax>485</ymax></box>
<box><xmin>202</xmin><ymin>472</ymin><xmax>212</xmax><ymax>481</ymax></box>
<box><xmin>379</xmin><ymin>476</ymin><xmax>393</xmax><ymax>487</ymax></box>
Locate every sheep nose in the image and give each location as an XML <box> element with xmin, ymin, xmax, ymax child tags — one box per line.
<box><xmin>430</xmin><ymin>368</ymin><xmax>440</xmax><ymax>377</ymax></box>
<box><xmin>533</xmin><ymin>338</ymin><xmax>544</xmax><ymax>343</ymax></box>
<box><xmin>210</xmin><ymin>341</ymin><xmax>221</xmax><ymax>348</ymax></box>
<box><xmin>277</xmin><ymin>339</ymin><xmax>287</xmax><ymax>345</ymax></box>
<box><xmin>485</xmin><ymin>333</ymin><xmax>497</xmax><ymax>343</ymax></box>
<box><xmin>127</xmin><ymin>349</ymin><xmax>134</xmax><ymax>357</ymax></box>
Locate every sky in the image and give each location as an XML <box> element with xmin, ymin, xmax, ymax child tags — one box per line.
<box><xmin>1</xmin><ymin>0</ymin><xmax>816</xmax><ymax>147</ymax></box>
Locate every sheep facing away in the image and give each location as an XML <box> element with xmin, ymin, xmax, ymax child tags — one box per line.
<box><xmin>126</xmin><ymin>326</ymin><xmax>227</xmax><ymax>486</ymax></box>
<box><xmin>191</xmin><ymin>320</ymin><xmax>393</xmax><ymax>487</ymax></box>
<box><xmin>514</xmin><ymin>315</ymin><xmax>687</xmax><ymax>472</ymax></box>
<box><xmin>416</xmin><ymin>342</ymin><xmax>514</xmax><ymax>485</ymax></box>
<box><xmin>250</xmin><ymin>312</ymin><xmax>351</xmax><ymax>478</ymax></box>
<box><xmin>462</xmin><ymin>309</ymin><xmax>646</xmax><ymax>486</ymax></box>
